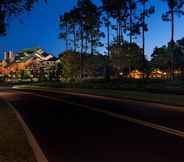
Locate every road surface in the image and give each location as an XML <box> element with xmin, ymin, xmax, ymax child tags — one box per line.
<box><xmin>1</xmin><ymin>88</ymin><xmax>184</xmax><ymax>162</ymax></box>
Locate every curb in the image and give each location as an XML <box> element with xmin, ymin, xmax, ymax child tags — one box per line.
<box><xmin>5</xmin><ymin>101</ymin><xmax>48</xmax><ymax>162</ymax></box>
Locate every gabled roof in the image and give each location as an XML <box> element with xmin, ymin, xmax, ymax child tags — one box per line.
<box><xmin>42</xmin><ymin>52</ymin><xmax>50</xmax><ymax>57</ymax></box>
<box><xmin>46</xmin><ymin>56</ymin><xmax>58</xmax><ymax>61</ymax></box>
<box><xmin>5</xmin><ymin>49</ymin><xmax>57</xmax><ymax>68</ymax></box>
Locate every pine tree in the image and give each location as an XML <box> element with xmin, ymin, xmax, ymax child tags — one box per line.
<box><xmin>162</xmin><ymin>0</ymin><xmax>184</xmax><ymax>79</ymax></box>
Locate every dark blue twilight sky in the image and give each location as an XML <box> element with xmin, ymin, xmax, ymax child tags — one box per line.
<box><xmin>0</xmin><ymin>0</ymin><xmax>184</xmax><ymax>59</ymax></box>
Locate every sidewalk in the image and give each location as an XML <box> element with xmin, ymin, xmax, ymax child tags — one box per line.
<box><xmin>0</xmin><ymin>98</ymin><xmax>36</xmax><ymax>162</ymax></box>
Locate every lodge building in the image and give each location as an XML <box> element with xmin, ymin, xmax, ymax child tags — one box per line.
<box><xmin>0</xmin><ymin>49</ymin><xmax>58</xmax><ymax>77</ymax></box>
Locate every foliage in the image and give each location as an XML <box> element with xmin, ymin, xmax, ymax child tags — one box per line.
<box><xmin>59</xmin><ymin>0</ymin><xmax>104</xmax><ymax>54</ymax></box>
<box><xmin>110</xmin><ymin>40</ymin><xmax>143</xmax><ymax>76</ymax></box>
<box><xmin>150</xmin><ymin>37</ymin><xmax>184</xmax><ymax>74</ymax></box>
<box><xmin>162</xmin><ymin>0</ymin><xmax>184</xmax><ymax>23</ymax></box>
<box><xmin>162</xmin><ymin>0</ymin><xmax>184</xmax><ymax>78</ymax></box>
<box><xmin>101</xmin><ymin>0</ymin><xmax>129</xmax><ymax>44</ymax></box>
<box><xmin>21</xmin><ymin>69</ymin><xmax>32</xmax><ymax>80</ymax></box>
<box><xmin>58</xmin><ymin>51</ymin><xmax>107</xmax><ymax>80</ymax></box>
<box><xmin>55</xmin><ymin>61</ymin><xmax>63</xmax><ymax>81</ymax></box>
<box><xmin>0</xmin><ymin>0</ymin><xmax>47</xmax><ymax>35</ymax></box>
<box><xmin>84</xmin><ymin>54</ymin><xmax>106</xmax><ymax>77</ymax></box>
<box><xmin>150</xmin><ymin>46</ymin><xmax>170</xmax><ymax>70</ymax></box>
<box><xmin>59</xmin><ymin>51</ymin><xmax>80</xmax><ymax>80</ymax></box>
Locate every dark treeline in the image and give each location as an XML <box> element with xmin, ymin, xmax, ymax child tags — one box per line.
<box><xmin>59</xmin><ymin>0</ymin><xmax>184</xmax><ymax>80</ymax></box>
<box><xmin>1</xmin><ymin>0</ymin><xmax>184</xmax><ymax>81</ymax></box>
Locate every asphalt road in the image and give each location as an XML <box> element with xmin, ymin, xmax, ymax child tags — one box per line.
<box><xmin>1</xmin><ymin>88</ymin><xmax>184</xmax><ymax>162</ymax></box>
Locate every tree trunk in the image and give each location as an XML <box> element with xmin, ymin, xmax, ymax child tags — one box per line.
<box><xmin>85</xmin><ymin>36</ymin><xmax>88</xmax><ymax>54</ymax></box>
<box><xmin>91</xmin><ymin>35</ymin><xmax>94</xmax><ymax>55</ymax></box>
<box><xmin>129</xmin><ymin>1</ymin><xmax>133</xmax><ymax>44</ymax></box>
<box><xmin>117</xmin><ymin>19</ymin><xmax>122</xmax><ymax>73</ymax></box>
<box><xmin>80</xmin><ymin>23</ymin><xmax>84</xmax><ymax>79</ymax></box>
<box><xmin>142</xmin><ymin>3</ymin><xmax>146</xmax><ymax>79</ymax></box>
<box><xmin>105</xmin><ymin>21</ymin><xmax>110</xmax><ymax>80</ymax></box>
<box><xmin>129</xmin><ymin>1</ymin><xmax>133</xmax><ymax>75</ymax></box>
<box><xmin>65</xmin><ymin>24</ymin><xmax>68</xmax><ymax>50</ymax></box>
<box><xmin>170</xmin><ymin>8</ymin><xmax>175</xmax><ymax>80</ymax></box>
<box><xmin>73</xmin><ymin>25</ymin><xmax>76</xmax><ymax>52</ymax></box>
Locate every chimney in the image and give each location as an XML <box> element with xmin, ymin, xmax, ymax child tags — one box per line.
<box><xmin>4</xmin><ymin>51</ymin><xmax>15</xmax><ymax>64</ymax></box>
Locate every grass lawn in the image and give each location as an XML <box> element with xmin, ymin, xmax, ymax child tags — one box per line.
<box><xmin>0</xmin><ymin>99</ymin><xmax>36</xmax><ymax>162</ymax></box>
<box><xmin>15</xmin><ymin>85</ymin><xmax>184</xmax><ymax>107</ymax></box>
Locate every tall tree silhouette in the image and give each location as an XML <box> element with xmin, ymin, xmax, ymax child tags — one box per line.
<box><xmin>138</xmin><ymin>0</ymin><xmax>154</xmax><ymax>77</ymax></box>
<box><xmin>162</xmin><ymin>0</ymin><xmax>184</xmax><ymax>79</ymax></box>
<box><xmin>101</xmin><ymin>0</ymin><xmax>112</xmax><ymax>79</ymax></box>
<box><xmin>126</xmin><ymin>0</ymin><xmax>139</xmax><ymax>73</ymax></box>
<box><xmin>78</xmin><ymin>0</ymin><xmax>103</xmax><ymax>55</ymax></box>
<box><xmin>74</xmin><ymin>3</ymin><xmax>85</xmax><ymax>79</ymax></box>
<box><xmin>127</xmin><ymin>0</ymin><xmax>137</xmax><ymax>44</ymax></box>
<box><xmin>101</xmin><ymin>0</ymin><xmax>129</xmax><ymax>78</ymax></box>
<box><xmin>59</xmin><ymin>12</ymin><xmax>70</xmax><ymax>50</ymax></box>
<box><xmin>75</xmin><ymin>0</ymin><xmax>103</xmax><ymax>78</ymax></box>
<box><xmin>101</xmin><ymin>0</ymin><xmax>129</xmax><ymax>45</ymax></box>
<box><xmin>69</xmin><ymin>8</ymin><xmax>79</xmax><ymax>52</ymax></box>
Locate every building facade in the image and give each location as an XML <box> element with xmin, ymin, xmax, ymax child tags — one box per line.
<box><xmin>0</xmin><ymin>48</ymin><xmax>59</xmax><ymax>80</ymax></box>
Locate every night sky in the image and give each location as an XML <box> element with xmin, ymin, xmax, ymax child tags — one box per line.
<box><xmin>0</xmin><ymin>0</ymin><xmax>184</xmax><ymax>59</ymax></box>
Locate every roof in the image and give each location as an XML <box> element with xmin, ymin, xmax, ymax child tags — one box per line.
<box><xmin>41</xmin><ymin>52</ymin><xmax>50</xmax><ymax>57</ymax></box>
<box><xmin>4</xmin><ymin>49</ymin><xmax>57</xmax><ymax>68</ymax></box>
<box><xmin>46</xmin><ymin>56</ymin><xmax>58</xmax><ymax>61</ymax></box>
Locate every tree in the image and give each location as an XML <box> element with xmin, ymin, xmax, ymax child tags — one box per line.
<box><xmin>137</xmin><ymin>0</ymin><xmax>155</xmax><ymax>77</ymax></box>
<box><xmin>76</xmin><ymin>0</ymin><xmax>104</xmax><ymax>56</ymax></box>
<box><xmin>150</xmin><ymin>39</ymin><xmax>184</xmax><ymax>78</ymax></box>
<box><xmin>175</xmin><ymin>38</ymin><xmax>184</xmax><ymax>77</ymax></box>
<box><xmin>59</xmin><ymin>6</ymin><xmax>84</xmax><ymax>78</ymax></box>
<box><xmin>128</xmin><ymin>43</ymin><xmax>144</xmax><ymax>71</ymax></box>
<box><xmin>84</xmin><ymin>54</ymin><xmax>106</xmax><ymax>77</ymax></box>
<box><xmin>101</xmin><ymin>0</ymin><xmax>129</xmax><ymax>79</ymax></box>
<box><xmin>55</xmin><ymin>60</ymin><xmax>63</xmax><ymax>81</ymax></box>
<box><xmin>101</xmin><ymin>0</ymin><xmax>112</xmax><ymax>80</ymax></box>
<box><xmin>21</xmin><ymin>69</ymin><xmax>32</xmax><ymax>80</ymax></box>
<box><xmin>59</xmin><ymin>12</ymin><xmax>70</xmax><ymax>50</ymax></box>
<box><xmin>162</xmin><ymin>0</ymin><xmax>184</xmax><ymax>79</ymax></box>
<box><xmin>110</xmin><ymin>40</ymin><xmax>143</xmax><ymax>77</ymax></box>
<box><xmin>101</xmin><ymin>0</ymin><xmax>129</xmax><ymax>44</ymax></box>
<box><xmin>150</xmin><ymin>46</ymin><xmax>170</xmax><ymax>71</ymax></box>
<box><xmin>68</xmin><ymin>8</ymin><xmax>79</xmax><ymax>52</ymax></box>
<box><xmin>127</xmin><ymin>0</ymin><xmax>138</xmax><ymax>43</ymax></box>
<box><xmin>0</xmin><ymin>0</ymin><xmax>47</xmax><ymax>36</ymax></box>
<box><xmin>63</xmin><ymin>0</ymin><xmax>104</xmax><ymax>79</ymax></box>
<box><xmin>81</xmin><ymin>0</ymin><xmax>103</xmax><ymax>55</ymax></box>
<box><xmin>59</xmin><ymin>51</ymin><xmax>80</xmax><ymax>81</ymax></box>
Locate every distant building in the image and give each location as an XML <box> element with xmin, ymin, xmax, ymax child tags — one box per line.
<box><xmin>0</xmin><ymin>60</ymin><xmax>6</xmax><ymax>74</ymax></box>
<box><xmin>4</xmin><ymin>51</ymin><xmax>16</xmax><ymax>65</ymax></box>
<box><xmin>149</xmin><ymin>69</ymin><xmax>168</xmax><ymax>79</ymax></box>
<box><xmin>0</xmin><ymin>48</ymin><xmax>59</xmax><ymax>79</ymax></box>
<box><xmin>129</xmin><ymin>70</ymin><xmax>144</xmax><ymax>79</ymax></box>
